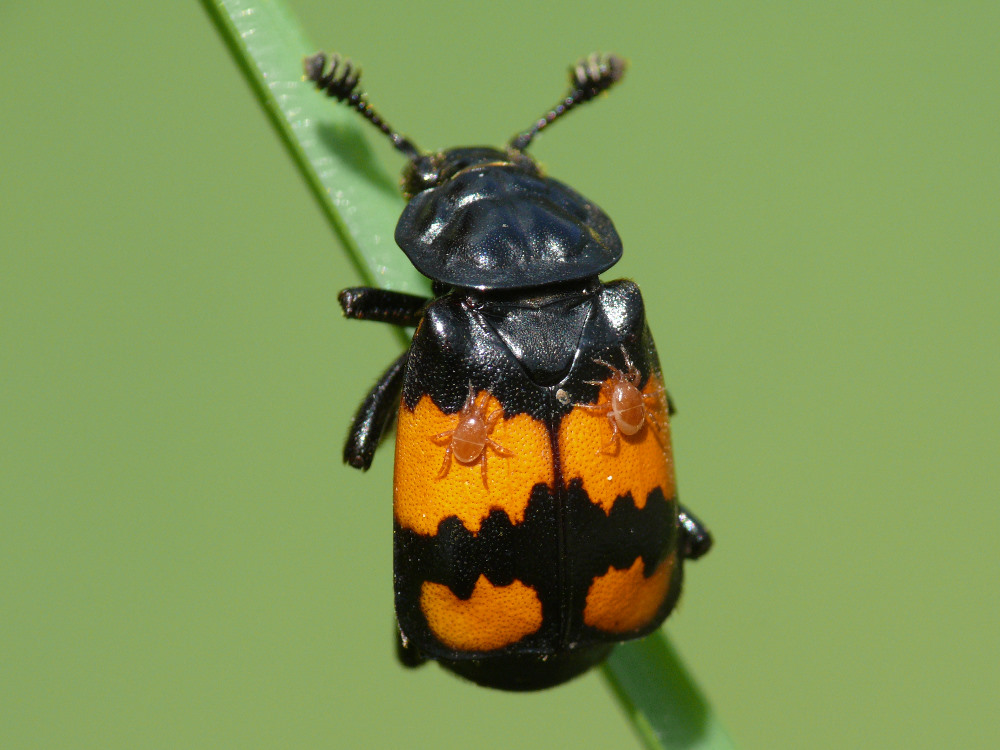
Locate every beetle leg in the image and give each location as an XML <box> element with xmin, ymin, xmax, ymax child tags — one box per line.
<box><xmin>436</xmin><ymin>443</ymin><xmax>454</xmax><ymax>479</ymax></box>
<box><xmin>343</xmin><ymin>350</ymin><xmax>408</xmax><ymax>471</ymax></box>
<box><xmin>338</xmin><ymin>287</ymin><xmax>429</xmax><ymax>326</ymax></box>
<box><xmin>678</xmin><ymin>505</ymin><xmax>713</xmax><ymax>560</ymax></box>
<box><xmin>396</xmin><ymin>627</ymin><xmax>427</xmax><ymax>669</ymax></box>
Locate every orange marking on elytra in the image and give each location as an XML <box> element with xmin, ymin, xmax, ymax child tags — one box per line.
<box><xmin>560</xmin><ymin>368</ymin><xmax>674</xmax><ymax>515</ymax></box>
<box><xmin>579</xmin><ymin>347</ymin><xmax>665</xmax><ymax>454</ymax></box>
<box><xmin>431</xmin><ymin>383</ymin><xmax>513</xmax><ymax>487</ymax></box>
<box><xmin>420</xmin><ymin>575</ymin><xmax>543</xmax><ymax>651</ymax></box>
<box><xmin>583</xmin><ymin>554</ymin><xmax>675</xmax><ymax>634</ymax></box>
<box><xmin>394</xmin><ymin>393</ymin><xmax>553</xmax><ymax>535</ymax></box>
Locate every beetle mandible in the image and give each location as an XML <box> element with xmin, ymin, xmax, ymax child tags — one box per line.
<box><xmin>305</xmin><ymin>51</ymin><xmax>712</xmax><ymax>690</ymax></box>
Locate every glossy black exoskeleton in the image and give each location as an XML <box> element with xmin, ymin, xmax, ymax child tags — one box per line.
<box><xmin>305</xmin><ymin>51</ymin><xmax>712</xmax><ymax>691</ymax></box>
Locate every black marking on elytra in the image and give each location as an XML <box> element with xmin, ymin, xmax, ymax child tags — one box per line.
<box><xmin>401</xmin><ymin>279</ymin><xmax>662</xmax><ymax>423</ymax></box>
<box><xmin>393</xmin><ymin>482</ymin><xmax>680</xmax><ymax>663</ymax></box>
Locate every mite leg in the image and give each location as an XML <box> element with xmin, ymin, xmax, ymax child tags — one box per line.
<box><xmin>643</xmin><ymin>383</ymin><xmax>676</xmax><ymax>418</ymax></box>
<box><xmin>620</xmin><ymin>345</ymin><xmax>640</xmax><ymax>384</ymax></box>
<box><xmin>436</xmin><ymin>442</ymin><xmax>454</xmax><ymax>479</ymax></box>
<box><xmin>343</xmin><ymin>350</ymin><xmax>408</xmax><ymax>470</ymax></box>
<box><xmin>481</xmin><ymin>405</ymin><xmax>515</xmax><ymax>488</ymax></box>
<box><xmin>646</xmin><ymin>410</ymin><xmax>667</xmax><ymax>448</ymax></box>
<box><xmin>338</xmin><ymin>287</ymin><xmax>429</xmax><ymax>326</ymax></box>
<box><xmin>478</xmin><ymin>449</ymin><xmax>489</xmax><ymax>488</ymax></box>
<box><xmin>485</xmin><ymin>438</ymin><xmax>514</xmax><ymax>458</ymax></box>
<box><xmin>601</xmin><ymin>412</ymin><xmax>620</xmax><ymax>455</ymax></box>
<box><xmin>678</xmin><ymin>505</ymin><xmax>713</xmax><ymax>560</ymax></box>
<box><xmin>484</xmin><ymin>438</ymin><xmax>514</xmax><ymax>486</ymax></box>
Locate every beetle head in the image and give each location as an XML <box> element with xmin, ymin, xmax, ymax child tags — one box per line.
<box><xmin>401</xmin><ymin>148</ymin><xmax>540</xmax><ymax>200</ymax></box>
<box><xmin>304</xmin><ymin>52</ymin><xmax>627</xmax><ymax>290</ymax></box>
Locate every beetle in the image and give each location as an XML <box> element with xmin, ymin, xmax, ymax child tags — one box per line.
<box><xmin>304</xmin><ymin>51</ymin><xmax>712</xmax><ymax>690</ymax></box>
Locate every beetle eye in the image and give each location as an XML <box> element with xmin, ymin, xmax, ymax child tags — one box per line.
<box><xmin>402</xmin><ymin>156</ymin><xmax>439</xmax><ymax>199</ymax></box>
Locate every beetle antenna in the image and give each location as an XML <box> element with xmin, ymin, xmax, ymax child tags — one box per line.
<box><xmin>509</xmin><ymin>53</ymin><xmax>627</xmax><ymax>153</ymax></box>
<box><xmin>304</xmin><ymin>52</ymin><xmax>421</xmax><ymax>161</ymax></box>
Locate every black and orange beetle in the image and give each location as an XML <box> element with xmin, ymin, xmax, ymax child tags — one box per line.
<box><xmin>305</xmin><ymin>51</ymin><xmax>712</xmax><ymax>690</ymax></box>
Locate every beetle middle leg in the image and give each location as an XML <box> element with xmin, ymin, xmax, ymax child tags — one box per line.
<box><xmin>343</xmin><ymin>350</ymin><xmax>409</xmax><ymax>470</ymax></box>
<box><xmin>339</xmin><ymin>287</ymin><xmax>431</xmax><ymax>470</ymax></box>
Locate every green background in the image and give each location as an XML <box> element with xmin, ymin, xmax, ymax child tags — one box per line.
<box><xmin>3</xmin><ymin>2</ymin><xmax>998</xmax><ymax>748</ymax></box>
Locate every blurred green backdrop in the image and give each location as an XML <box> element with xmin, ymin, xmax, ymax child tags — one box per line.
<box><xmin>2</xmin><ymin>2</ymin><xmax>998</xmax><ymax>748</ymax></box>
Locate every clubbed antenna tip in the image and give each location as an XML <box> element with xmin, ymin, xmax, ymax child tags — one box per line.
<box><xmin>303</xmin><ymin>52</ymin><xmax>420</xmax><ymax>161</ymax></box>
<box><xmin>571</xmin><ymin>53</ymin><xmax>627</xmax><ymax>100</ymax></box>
<box><xmin>510</xmin><ymin>53</ymin><xmax>628</xmax><ymax>153</ymax></box>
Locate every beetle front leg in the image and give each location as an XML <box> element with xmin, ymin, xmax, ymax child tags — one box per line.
<box><xmin>678</xmin><ymin>505</ymin><xmax>713</xmax><ymax>560</ymax></box>
<box><xmin>338</xmin><ymin>287</ymin><xmax>430</xmax><ymax>326</ymax></box>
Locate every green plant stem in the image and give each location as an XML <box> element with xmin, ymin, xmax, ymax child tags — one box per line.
<box><xmin>603</xmin><ymin>635</ymin><xmax>735</xmax><ymax>749</ymax></box>
<box><xmin>200</xmin><ymin>1</ymin><xmax>735</xmax><ymax>747</ymax></box>
<box><xmin>200</xmin><ymin>0</ymin><xmax>427</xmax><ymax>297</ymax></box>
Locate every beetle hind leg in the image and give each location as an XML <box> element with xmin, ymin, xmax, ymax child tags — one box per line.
<box><xmin>395</xmin><ymin>627</ymin><xmax>427</xmax><ymax>669</ymax></box>
<box><xmin>678</xmin><ymin>505</ymin><xmax>713</xmax><ymax>560</ymax></box>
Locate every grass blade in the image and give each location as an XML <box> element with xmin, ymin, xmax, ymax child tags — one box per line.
<box><xmin>200</xmin><ymin>2</ymin><xmax>735</xmax><ymax>747</ymax></box>
<box><xmin>199</xmin><ymin>0</ymin><xmax>428</xmax><ymax>295</ymax></box>
<box><xmin>603</xmin><ymin>636</ymin><xmax>736</xmax><ymax>750</ymax></box>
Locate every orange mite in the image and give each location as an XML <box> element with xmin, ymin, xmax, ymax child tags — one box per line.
<box><xmin>581</xmin><ymin>346</ymin><xmax>665</xmax><ymax>453</ymax></box>
<box><xmin>431</xmin><ymin>384</ymin><xmax>513</xmax><ymax>485</ymax></box>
